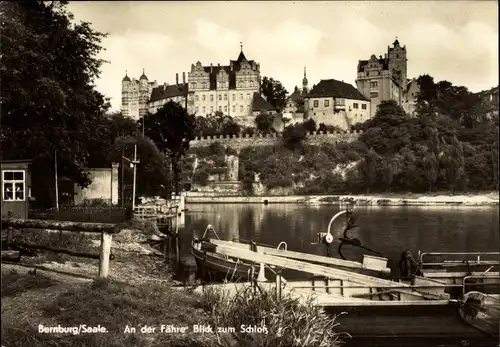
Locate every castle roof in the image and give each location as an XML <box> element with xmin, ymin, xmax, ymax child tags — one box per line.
<box><xmin>357</xmin><ymin>57</ymin><xmax>389</xmax><ymax>73</ymax></box>
<box><xmin>252</xmin><ymin>93</ymin><xmax>276</xmax><ymax>112</ymax></box>
<box><xmin>140</xmin><ymin>69</ymin><xmax>148</xmax><ymax>80</ymax></box>
<box><xmin>193</xmin><ymin>49</ymin><xmax>258</xmax><ymax>91</ymax></box>
<box><xmin>149</xmin><ymin>83</ymin><xmax>188</xmax><ymax>103</ymax></box>
<box><xmin>122</xmin><ymin>71</ymin><xmax>131</xmax><ymax>82</ymax></box>
<box><xmin>306</xmin><ymin>79</ymin><xmax>369</xmax><ymax>101</ymax></box>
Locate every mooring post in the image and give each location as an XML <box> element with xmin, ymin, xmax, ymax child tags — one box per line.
<box><xmin>276</xmin><ymin>271</ymin><xmax>282</xmax><ymax>301</ymax></box>
<box><xmin>98</xmin><ymin>232</ymin><xmax>113</xmax><ymax>278</ymax></box>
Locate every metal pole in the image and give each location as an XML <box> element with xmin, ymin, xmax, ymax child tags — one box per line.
<box><xmin>54</xmin><ymin>150</ymin><xmax>59</xmax><ymax>210</ymax></box>
<box><xmin>132</xmin><ymin>144</ymin><xmax>137</xmax><ymax>213</ymax></box>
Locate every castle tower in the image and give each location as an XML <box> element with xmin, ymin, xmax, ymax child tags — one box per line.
<box><xmin>121</xmin><ymin>71</ymin><xmax>131</xmax><ymax>118</ymax></box>
<box><xmin>302</xmin><ymin>66</ymin><xmax>309</xmax><ymax>96</ymax></box>
<box><xmin>387</xmin><ymin>37</ymin><xmax>408</xmax><ymax>90</ymax></box>
<box><xmin>138</xmin><ymin>69</ymin><xmax>149</xmax><ymax>118</ymax></box>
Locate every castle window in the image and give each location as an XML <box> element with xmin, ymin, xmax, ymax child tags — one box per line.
<box><xmin>313</xmin><ymin>100</ymin><xmax>319</xmax><ymax>107</ymax></box>
<box><xmin>210</xmin><ymin>106</ymin><xmax>214</xmax><ymax>113</ymax></box>
<box><xmin>224</xmin><ymin>106</ymin><xmax>228</xmax><ymax>112</ymax></box>
<box><xmin>396</xmin><ymin>54</ymin><xmax>399</xmax><ymax>58</ymax></box>
<box><xmin>219</xmin><ymin>94</ymin><xmax>222</xmax><ymax>101</ymax></box>
<box><xmin>219</xmin><ymin>106</ymin><xmax>222</xmax><ymax>112</ymax></box>
<box><xmin>202</xmin><ymin>106</ymin><xmax>206</xmax><ymax>114</ymax></box>
<box><xmin>195</xmin><ymin>95</ymin><xmax>199</xmax><ymax>101</ymax></box>
<box><xmin>202</xmin><ymin>82</ymin><xmax>207</xmax><ymax>89</ymax></box>
<box><xmin>232</xmin><ymin>105</ymin><xmax>236</xmax><ymax>112</ymax></box>
<box><xmin>232</xmin><ymin>94</ymin><xmax>236</xmax><ymax>101</ymax></box>
<box><xmin>239</xmin><ymin>94</ymin><xmax>243</xmax><ymax>100</ymax></box>
<box><xmin>370</xmin><ymin>92</ymin><xmax>379</xmax><ymax>98</ymax></box>
<box><xmin>240</xmin><ymin>105</ymin><xmax>243</xmax><ymax>112</ymax></box>
<box><xmin>224</xmin><ymin>94</ymin><xmax>227</xmax><ymax>101</ymax></box>
<box><xmin>362</xmin><ymin>104</ymin><xmax>367</xmax><ymax>110</ymax></box>
<box><xmin>202</xmin><ymin>95</ymin><xmax>206</xmax><ymax>101</ymax></box>
<box><xmin>247</xmin><ymin>93</ymin><xmax>250</xmax><ymax>100</ymax></box>
<box><xmin>370</xmin><ymin>81</ymin><xmax>378</xmax><ymax>88</ymax></box>
<box><xmin>353</xmin><ymin>103</ymin><xmax>359</xmax><ymax>109</ymax></box>
<box><xmin>192</xmin><ymin>83</ymin><xmax>197</xmax><ymax>89</ymax></box>
<box><xmin>324</xmin><ymin>100</ymin><xmax>329</xmax><ymax>107</ymax></box>
<box><xmin>195</xmin><ymin>106</ymin><xmax>199</xmax><ymax>113</ymax></box>
<box><xmin>210</xmin><ymin>95</ymin><xmax>214</xmax><ymax>102</ymax></box>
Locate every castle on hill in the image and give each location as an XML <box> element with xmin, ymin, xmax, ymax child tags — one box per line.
<box><xmin>121</xmin><ymin>45</ymin><xmax>276</xmax><ymax>124</ymax></box>
<box><xmin>121</xmin><ymin>39</ymin><xmax>419</xmax><ymax>128</ymax></box>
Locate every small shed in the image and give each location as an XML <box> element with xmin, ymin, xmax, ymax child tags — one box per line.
<box><xmin>1</xmin><ymin>159</ymin><xmax>32</xmax><ymax>219</ymax></box>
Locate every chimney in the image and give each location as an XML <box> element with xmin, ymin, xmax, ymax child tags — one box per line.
<box><xmin>218</xmin><ymin>63</ymin><xmax>220</xmax><ymax>68</ymax></box>
<box><xmin>176</xmin><ymin>73</ymin><xmax>179</xmax><ymax>85</ymax></box>
<box><xmin>182</xmin><ymin>72</ymin><xmax>186</xmax><ymax>84</ymax></box>
<box><xmin>384</xmin><ymin>53</ymin><xmax>387</xmax><ymax>59</ymax></box>
<box><xmin>230</xmin><ymin>62</ymin><xmax>233</xmax><ymax>71</ymax></box>
<box><xmin>210</xmin><ymin>63</ymin><xmax>213</xmax><ymax>73</ymax></box>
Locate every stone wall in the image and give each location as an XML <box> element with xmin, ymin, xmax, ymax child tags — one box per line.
<box><xmin>73</xmin><ymin>165</ymin><xmax>119</xmax><ymax>205</ymax></box>
<box><xmin>189</xmin><ymin>130</ymin><xmax>362</xmax><ymax>150</ymax></box>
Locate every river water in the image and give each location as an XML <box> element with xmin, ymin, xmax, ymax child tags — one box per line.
<box><xmin>180</xmin><ymin>203</ymin><xmax>499</xmax><ymax>274</ymax></box>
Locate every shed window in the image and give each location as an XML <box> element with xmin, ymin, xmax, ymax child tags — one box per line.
<box><xmin>3</xmin><ymin>170</ymin><xmax>25</xmax><ymax>201</ymax></box>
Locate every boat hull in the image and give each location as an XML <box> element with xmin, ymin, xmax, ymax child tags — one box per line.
<box><xmin>328</xmin><ymin>304</ymin><xmax>499</xmax><ymax>347</ymax></box>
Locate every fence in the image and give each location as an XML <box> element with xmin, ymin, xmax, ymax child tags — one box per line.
<box><xmin>2</xmin><ymin>218</ymin><xmax>124</xmax><ymax>278</ymax></box>
<box><xmin>29</xmin><ymin>206</ymin><xmax>129</xmax><ymax>224</ymax></box>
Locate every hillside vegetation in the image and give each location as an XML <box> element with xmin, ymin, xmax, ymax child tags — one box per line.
<box><xmin>186</xmin><ymin>76</ymin><xmax>499</xmax><ymax>195</ymax></box>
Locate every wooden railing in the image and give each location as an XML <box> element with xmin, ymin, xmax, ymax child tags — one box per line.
<box><xmin>1</xmin><ymin>218</ymin><xmax>125</xmax><ymax>278</ymax></box>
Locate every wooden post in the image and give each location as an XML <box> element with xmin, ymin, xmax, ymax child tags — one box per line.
<box><xmin>7</xmin><ymin>227</ymin><xmax>13</xmax><ymax>250</ymax></box>
<box><xmin>98</xmin><ymin>232</ymin><xmax>113</xmax><ymax>278</ymax></box>
<box><xmin>276</xmin><ymin>271</ymin><xmax>282</xmax><ymax>301</ymax></box>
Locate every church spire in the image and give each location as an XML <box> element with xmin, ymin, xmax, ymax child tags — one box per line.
<box><xmin>302</xmin><ymin>66</ymin><xmax>308</xmax><ymax>96</ymax></box>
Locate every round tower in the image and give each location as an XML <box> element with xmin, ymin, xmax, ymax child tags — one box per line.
<box><xmin>139</xmin><ymin>69</ymin><xmax>149</xmax><ymax>118</ymax></box>
<box><xmin>121</xmin><ymin>71</ymin><xmax>131</xmax><ymax>117</ymax></box>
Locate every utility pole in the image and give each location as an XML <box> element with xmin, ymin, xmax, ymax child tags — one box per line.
<box><xmin>122</xmin><ymin>144</ymin><xmax>140</xmax><ymax>214</ymax></box>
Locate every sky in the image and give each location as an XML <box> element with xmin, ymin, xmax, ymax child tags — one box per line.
<box><xmin>67</xmin><ymin>1</ymin><xmax>499</xmax><ymax>112</ymax></box>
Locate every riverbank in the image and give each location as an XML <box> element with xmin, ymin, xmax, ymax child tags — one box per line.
<box><xmin>185</xmin><ymin>192</ymin><xmax>499</xmax><ymax>206</ymax></box>
<box><xmin>1</xmin><ymin>224</ymin><xmax>345</xmax><ymax>347</ymax></box>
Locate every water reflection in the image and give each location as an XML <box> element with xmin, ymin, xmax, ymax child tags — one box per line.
<box><xmin>183</xmin><ymin>204</ymin><xmax>499</xmax><ymax>272</ymax></box>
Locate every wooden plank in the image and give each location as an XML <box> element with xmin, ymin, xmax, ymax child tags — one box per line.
<box><xmin>98</xmin><ymin>233</ymin><xmax>113</xmax><ymax>278</ymax></box>
<box><xmin>208</xmin><ymin>239</ymin><xmax>389</xmax><ymax>273</ymax></box>
<box><xmin>1</xmin><ymin>218</ymin><xmax>119</xmax><ymax>234</ymax></box>
<box><xmin>209</xmin><ymin>243</ymin><xmax>404</xmax><ymax>288</ymax></box>
<box><xmin>10</xmin><ymin>241</ymin><xmax>114</xmax><ymax>260</ymax></box>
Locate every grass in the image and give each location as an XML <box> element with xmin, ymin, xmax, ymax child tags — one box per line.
<box><xmin>1</xmin><ymin>220</ymin><xmax>347</xmax><ymax>347</ymax></box>
<box><xmin>1</xmin><ymin>269</ymin><xmax>60</xmax><ymax>298</ymax></box>
<box><xmin>201</xmin><ymin>284</ymin><xmax>348</xmax><ymax>347</ymax></box>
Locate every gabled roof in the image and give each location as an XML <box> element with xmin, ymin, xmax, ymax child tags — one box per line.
<box><xmin>149</xmin><ymin>83</ymin><xmax>188</xmax><ymax>103</ymax></box>
<box><xmin>287</xmin><ymin>89</ymin><xmax>303</xmax><ymax>103</ymax></box>
<box><xmin>193</xmin><ymin>50</ymin><xmax>257</xmax><ymax>91</ymax></box>
<box><xmin>252</xmin><ymin>93</ymin><xmax>276</xmax><ymax>112</ymax></box>
<box><xmin>357</xmin><ymin>58</ymin><xmax>389</xmax><ymax>73</ymax></box>
<box><xmin>306</xmin><ymin>79</ymin><xmax>369</xmax><ymax>101</ymax></box>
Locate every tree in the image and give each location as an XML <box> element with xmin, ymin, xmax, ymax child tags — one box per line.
<box><xmin>194</xmin><ymin>111</ymin><xmax>240</xmax><ymax>136</ymax></box>
<box><xmin>109</xmin><ymin>135</ymin><xmax>171</xmax><ymax>200</ymax></box>
<box><xmin>261</xmin><ymin>77</ymin><xmax>288</xmax><ymax>112</ymax></box>
<box><xmin>0</xmin><ymin>1</ymin><xmax>110</xmax><ymax>207</ymax></box>
<box><xmin>357</xmin><ymin>148</ymin><xmax>379</xmax><ymax>193</ymax></box>
<box><xmin>143</xmin><ymin>101</ymin><xmax>196</xmax><ymax>194</ymax></box>
<box><xmin>440</xmin><ymin>135</ymin><xmax>465</xmax><ymax>194</ymax></box>
<box><xmin>302</xmin><ymin>118</ymin><xmax>317</xmax><ymax>132</ymax></box>
<box><xmin>255</xmin><ymin>111</ymin><xmax>275</xmax><ymax>134</ymax></box>
<box><xmin>282</xmin><ymin>123</ymin><xmax>308</xmax><ymax>150</ymax></box>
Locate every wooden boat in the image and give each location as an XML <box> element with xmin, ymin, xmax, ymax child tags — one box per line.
<box><xmin>459</xmin><ymin>291</ymin><xmax>500</xmax><ymax>337</ymax></box>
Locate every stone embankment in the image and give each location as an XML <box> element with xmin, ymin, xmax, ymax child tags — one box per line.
<box><xmin>185</xmin><ymin>193</ymin><xmax>499</xmax><ymax>206</ymax></box>
<box><xmin>189</xmin><ymin>130</ymin><xmax>361</xmax><ymax>150</ymax></box>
